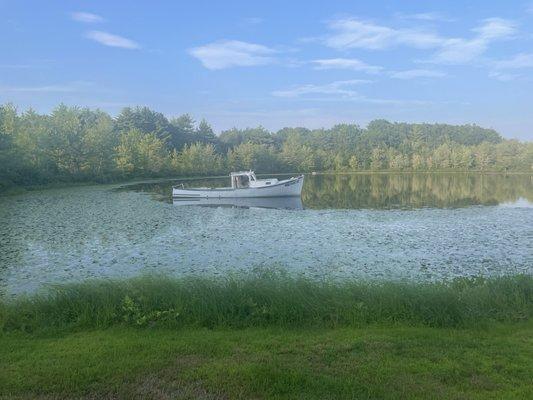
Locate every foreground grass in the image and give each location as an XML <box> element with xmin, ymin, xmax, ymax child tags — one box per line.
<box><xmin>1</xmin><ymin>274</ymin><xmax>533</xmax><ymax>398</ymax></box>
<box><xmin>2</xmin><ymin>324</ymin><xmax>533</xmax><ymax>399</ymax></box>
<box><xmin>2</xmin><ymin>273</ymin><xmax>533</xmax><ymax>332</ymax></box>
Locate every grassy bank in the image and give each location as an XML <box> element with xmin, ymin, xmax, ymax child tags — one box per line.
<box><xmin>2</xmin><ymin>274</ymin><xmax>533</xmax><ymax>399</ymax></box>
<box><xmin>2</xmin><ymin>273</ymin><xmax>533</xmax><ymax>332</ymax></box>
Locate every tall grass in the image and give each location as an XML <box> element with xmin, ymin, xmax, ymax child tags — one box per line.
<box><xmin>1</xmin><ymin>272</ymin><xmax>533</xmax><ymax>332</ymax></box>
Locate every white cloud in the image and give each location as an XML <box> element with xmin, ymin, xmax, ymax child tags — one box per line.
<box><xmin>71</xmin><ymin>12</ymin><xmax>104</xmax><ymax>23</ymax></box>
<box><xmin>473</xmin><ymin>17</ymin><xmax>516</xmax><ymax>40</ymax></box>
<box><xmin>272</xmin><ymin>79</ymin><xmax>371</xmax><ymax>98</ymax></box>
<box><xmin>324</xmin><ymin>18</ymin><xmax>445</xmax><ymax>50</ymax></box>
<box><xmin>0</xmin><ymin>81</ymin><xmax>94</xmax><ymax>93</ymax></box>
<box><xmin>322</xmin><ymin>17</ymin><xmax>517</xmax><ymax>65</ymax></box>
<box><xmin>431</xmin><ymin>38</ymin><xmax>487</xmax><ymax>64</ymax></box>
<box><xmin>493</xmin><ymin>53</ymin><xmax>533</xmax><ymax>69</ymax></box>
<box><xmin>85</xmin><ymin>31</ymin><xmax>140</xmax><ymax>49</ymax></box>
<box><xmin>488</xmin><ymin>71</ymin><xmax>519</xmax><ymax>81</ymax></box>
<box><xmin>312</xmin><ymin>58</ymin><xmax>383</xmax><ymax>74</ymax></box>
<box><xmin>389</xmin><ymin>69</ymin><xmax>447</xmax><ymax>79</ymax></box>
<box><xmin>272</xmin><ymin>82</ymin><xmax>431</xmax><ymax>106</ymax></box>
<box><xmin>488</xmin><ymin>52</ymin><xmax>533</xmax><ymax>81</ymax></box>
<box><xmin>397</xmin><ymin>12</ymin><xmax>453</xmax><ymax>22</ymax></box>
<box><xmin>0</xmin><ymin>64</ymin><xmax>32</xmax><ymax>69</ymax></box>
<box><xmin>431</xmin><ymin>18</ymin><xmax>516</xmax><ymax>64</ymax></box>
<box><xmin>189</xmin><ymin>40</ymin><xmax>276</xmax><ymax>70</ymax></box>
<box><xmin>1</xmin><ymin>85</ymin><xmax>76</xmax><ymax>93</ymax></box>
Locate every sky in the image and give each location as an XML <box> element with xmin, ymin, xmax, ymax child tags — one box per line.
<box><xmin>1</xmin><ymin>1</ymin><xmax>533</xmax><ymax>140</ymax></box>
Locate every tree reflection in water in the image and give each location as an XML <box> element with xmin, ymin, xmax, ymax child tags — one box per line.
<box><xmin>121</xmin><ymin>173</ymin><xmax>533</xmax><ymax>210</ymax></box>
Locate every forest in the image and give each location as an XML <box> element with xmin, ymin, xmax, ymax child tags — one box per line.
<box><xmin>0</xmin><ymin>103</ymin><xmax>531</xmax><ymax>190</ymax></box>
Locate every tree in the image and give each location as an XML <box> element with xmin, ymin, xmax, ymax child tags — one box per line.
<box><xmin>280</xmin><ymin>137</ymin><xmax>317</xmax><ymax>172</ymax></box>
<box><xmin>193</xmin><ymin>119</ymin><xmax>217</xmax><ymax>145</ymax></box>
<box><xmin>82</xmin><ymin>112</ymin><xmax>119</xmax><ymax>179</ymax></box>
<box><xmin>115</xmin><ymin>129</ymin><xmax>169</xmax><ymax>176</ymax></box>
<box><xmin>177</xmin><ymin>143</ymin><xmax>222</xmax><ymax>176</ymax></box>
<box><xmin>370</xmin><ymin>147</ymin><xmax>387</xmax><ymax>170</ymax></box>
<box><xmin>0</xmin><ymin>104</ymin><xmax>18</xmax><ymax>187</ymax></box>
<box><xmin>46</xmin><ymin>104</ymin><xmax>89</xmax><ymax>178</ymax></box>
<box><xmin>348</xmin><ymin>155</ymin><xmax>359</xmax><ymax>171</ymax></box>
<box><xmin>1</xmin><ymin>102</ymin><xmax>531</xmax><ymax>191</ymax></box>
<box><xmin>115</xmin><ymin>107</ymin><xmax>172</xmax><ymax>145</ymax></box>
<box><xmin>433</xmin><ymin>143</ymin><xmax>452</xmax><ymax>169</ymax></box>
<box><xmin>169</xmin><ymin>114</ymin><xmax>195</xmax><ymax>150</ymax></box>
<box><xmin>410</xmin><ymin>154</ymin><xmax>422</xmax><ymax>170</ymax></box>
<box><xmin>228</xmin><ymin>142</ymin><xmax>279</xmax><ymax>172</ymax></box>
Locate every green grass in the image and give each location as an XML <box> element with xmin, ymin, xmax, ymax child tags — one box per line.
<box><xmin>2</xmin><ymin>273</ymin><xmax>533</xmax><ymax>398</ymax></box>
<box><xmin>2</xmin><ymin>273</ymin><xmax>533</xmax><ymax>333</ymax></box>
<box><xmin>2</xmin><ymin>324</ymin><xmax>533</xmax><ymax>399</ymax></box>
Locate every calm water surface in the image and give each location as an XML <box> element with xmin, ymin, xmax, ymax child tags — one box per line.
<box><xmin>1</xmin><ymin>173</ymin><xmax>532</xmax><ymax>296</ymax></box>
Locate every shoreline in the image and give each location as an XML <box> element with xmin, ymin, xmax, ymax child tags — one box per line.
<box><xmin>1</xmin><ymin>169</ymin><xmax>531</xmax><ymax>197</ymax></box>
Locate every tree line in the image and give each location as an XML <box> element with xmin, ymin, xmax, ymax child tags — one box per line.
<box><xmin>1</xmin><ymin>103</ymin><xmax>531</xmax><ymax>190</ymax></box>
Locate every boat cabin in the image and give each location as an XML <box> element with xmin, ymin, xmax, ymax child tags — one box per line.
<box><xmin>230</xmin><ymin>171</ymin><xmax>279</xmax><ymax>189</ymax></box>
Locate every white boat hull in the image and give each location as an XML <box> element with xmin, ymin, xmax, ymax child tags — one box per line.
<box><xmin>172</xmin><ymin>175</ymin><xmax>304</xmax><ymax>198</ymax></box>
<box><xmin>173</xmin><ymin>196</ymin><xmax>303</xmax><ymax>210</ymax></box>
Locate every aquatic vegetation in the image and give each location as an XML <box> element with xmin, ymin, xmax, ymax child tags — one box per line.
<box><xmin>2</xmin><ymin>272</ymin><xmax>532</xmax><ymax>332</ymax></box>
<box><xmin>2</xmin><ymin>175</ymin><xmax>532</xmax><ymax>297</ymax></box>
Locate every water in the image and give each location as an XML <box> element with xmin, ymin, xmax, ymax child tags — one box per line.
<box><xmin>1</xmin><ymin>173</ymin><xmax>532</xmax><ymax>296</ymax></box>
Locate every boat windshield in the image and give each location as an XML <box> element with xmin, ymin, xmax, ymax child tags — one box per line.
<box><xmin>232</xmin><ymin>175</ymin><xmax>250</xmax><ymax>188</ymax></box>
<box><xmin>231</xmin><ymin>171</ymin><xmax>256</xmax><ymax>188</ymax></box>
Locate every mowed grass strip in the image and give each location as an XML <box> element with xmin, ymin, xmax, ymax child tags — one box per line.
<box><xmin>1</xmin><ymin>324</ymin><xmax>533</xmax><ymax>399</ymax></box>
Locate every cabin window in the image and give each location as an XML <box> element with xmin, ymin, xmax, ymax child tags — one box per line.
<box><xmin>238</xmin><ymin>176</ymin><xmax>249</xmax><ymax>188</ymax></box>
<box><xmin>265</xmin><ymin>181</ymin><xmax>271</xmax><ymax>185</ymax></box>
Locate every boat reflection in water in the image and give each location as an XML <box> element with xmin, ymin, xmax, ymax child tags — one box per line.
<box><xmin>172</xmin><ymin>196</ymin><xmax>303</xmax><ymax>210</ymax></box>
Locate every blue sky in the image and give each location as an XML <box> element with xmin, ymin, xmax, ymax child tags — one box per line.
<box><xmin>1</xmin><ymin>1</ymin><xmax>533</xmax><ymax>140</ymax></box>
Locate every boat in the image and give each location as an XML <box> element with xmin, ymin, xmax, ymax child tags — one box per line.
<box><xmin>172</xmin><ymin>196</ymin><xmax>303</xmax><ymax>210</ymax></box>
<box><xmin>172</xmin><ymin>171</ymin><xmax>304</xmax><ymax>198</ymax></box>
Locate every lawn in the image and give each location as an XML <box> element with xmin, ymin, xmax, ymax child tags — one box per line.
<box><xmin>2</xmin><ymin>324</ymin><xmax>533</xmax><ymax>399</ymax></box>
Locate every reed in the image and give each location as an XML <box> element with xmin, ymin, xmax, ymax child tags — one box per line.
<box><xmin>2</xmin><ymin>272</ymin><xmax>532</xmax><ymax>332</ymax></box>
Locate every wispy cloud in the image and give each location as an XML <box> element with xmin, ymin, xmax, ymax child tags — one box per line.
<box><xmin>71</xmin><ymin>12</ymin><xmax>104</xmax><ymax>23</ymax></box>
<box><xmin>397</xmin><ymin>12</ymin><xmax>453</xmax><ymax>22</ymax></box>
<box><xmin>321</xmin><ymin>17</ymin><xmax>517</xmax><ymax>65</ymax></box>
<box><xmin>0</xmin><ymin>64</ymin><xmax>33</xmax><ymax>69</ymax></box>
<box><xmin>0</xmin><ymin>81</ymin><xmax>94</xmax><ymax>93</ymax></box>
<box><xmin>430</xmin><ymin>18</ymin><xmax>516</xmax><ymax>64</ymax></box>
<box><xmin>312</xmin><ymin>58</ymin><xmax>383</xmax><ymax>74</ymax></box>
<box><xmin>323</xmin><ymin>17</ymin><xmax>445</xmax><ymax>50</ymax></box>
<box><xmin>389</xmin><ymin>69</ymin><xmax>447</xmax><ymax>80</ymax></box>
<box><xmin>488</xmin><ymin>71</ymin><xmax>519</xmax><ymax>81</ymax></box>
<box><xmin>1</xmin><ymin>85</ymin><xmax>76</xmax><ymax>93</ymax></box>
<box><xmin>272</xmin><ymin>81</ymin><xmax>432</xmax><ymax>106</ymax></box>
<box><xmin>473</xmin><ymin>17</ymin><xmax>516</xmax><ymax>40</ymax></box>
<box><xmin>493</xmin><ymin>53</ymin><xmax>533</xmax><ymax>69</ymax></box>
<box><xmin>272</xmin><ymin>79</ymin><xmax>371</xmax><ymax>98</ymax></box>
<box><xmin>189</xmin><ymin>40</ymin><xmax>276</xmax><ymax>70</ymax></box>
<box><xmin>488</xmin><ymin>52</ymin><xmax>533</xmax><ymax>81</ymax></box>
<box><xmin>311</xmin><ymin>57</ymin><xmax>447</xmax><ymax>81</ymax></box>
<box><xmin>85</xmin><ymin>31</ymin><xmax>140</xmax><ymax>49</ymax></box>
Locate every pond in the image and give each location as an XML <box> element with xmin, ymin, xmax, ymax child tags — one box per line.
<box><xmin>0</xmin><ymin>173</ymin><xmax>532</xmax><ymax>296</ymax></box>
